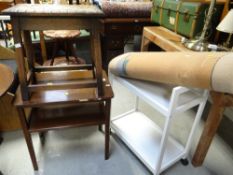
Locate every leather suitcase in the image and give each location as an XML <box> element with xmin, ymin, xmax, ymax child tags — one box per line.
<box><xmin>151</xmin><ymin>0</ymin><xmax>222</xmax><ymax>38</ymax></box>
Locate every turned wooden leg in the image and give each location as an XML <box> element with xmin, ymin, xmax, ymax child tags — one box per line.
<box><xmin>17</xmin><ymin>107</ymin><xmax>38</xmax><ymax>170</ymax></box>
<box><xmin>50</xmin><ymin>39</ymin><xmax>58</xmax><ymax>66</ymax></box>
<box><xmin>64</xmin><ymin>40</ymin><xmax>70</xmax><ymax>64</ymax></box>
<box><xmin>105</xmin><ymin>100</ymin><xmax>111</xmax><ymax>160</ymax></box>
<box><xmin>70</xmin><ymin>40</ymin><xmax>85</xmax><ymax>64</ymax></box>
<box><xmin>192</xmin><ymin>92</ymin><xmax>225</xmax><ymax>166</ymax></box>
<box><xmin>39</xmin><ymin>31</ymin><xmax>48</xmax><ymax>63</ymax></box>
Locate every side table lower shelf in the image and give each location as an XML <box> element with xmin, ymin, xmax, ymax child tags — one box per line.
<box><xmin>111</xmin><ymin>111</ymin><xmax>184</xmax><ymax>173</ymax></box>
<box><xmin>28</xmin><ymin>103</ymin><xmax>105</xmax><ymax>132</ymax></box>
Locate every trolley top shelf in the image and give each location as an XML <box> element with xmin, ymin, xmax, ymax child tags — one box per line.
<box><xmin>113</xmin><ymin>75</ymin><xmax>205</xmax><ymax>117</ymax></box>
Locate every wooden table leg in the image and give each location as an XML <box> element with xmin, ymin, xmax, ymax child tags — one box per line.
<box><xmin>105</xmin><ymin>100</ymin><xmax>111</xmax><ymax>160</ymax></box>
<box><xmin>192</xmin><ymin>92</ymin><xmax>225</xmax><ymax>166</ymax></box>
<box><xmin>39</xmin><ymin>31</ymin><xmax>48</xmax><ymax>63</ymax></box>
<box><xmin>11</xmin><ymin>17</ymin><xmax>29</xmax><ymax>100</ymax></box>
<box><xmin>17</xmin><ymin>107</ymin><xmax>38</xmax><ymax>170</ymax></box>
<box><xmin>140</xmin><ymin>31</ymin><xmax>150</xmax><ymax>52</ymax></box>
<box><xmin>91</xmin><ymin>22</ymin><xmax>103</xmax><ymax>97</ymax></box>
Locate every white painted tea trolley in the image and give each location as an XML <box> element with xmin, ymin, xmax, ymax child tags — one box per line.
<box><xmin>109</xmin><ymin>73</ymin><xmax>208</xmax><ymax>175</ymax></box>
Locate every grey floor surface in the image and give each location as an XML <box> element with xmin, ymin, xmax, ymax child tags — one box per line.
<box><xmin>0</xmin><ymin>127</ymin><xmax>215</xmax><ymax>175</ymax></box>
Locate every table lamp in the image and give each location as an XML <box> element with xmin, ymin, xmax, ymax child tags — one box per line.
<box><xmin>182</xmin><ymin>0</ymin><xmax>216</xmax><ymax>51</ymax></box>
<box><xmin>216</xmin><ymin>9</ymin><xmax>233</xmax><ymax>48</ymax></box>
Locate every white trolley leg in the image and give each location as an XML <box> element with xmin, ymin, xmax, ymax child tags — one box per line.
<box><xmin>183</xmin><ymin>90</ymin><xmax>209</xmax><ymax>155</ymax></box>
<box><xmin>154</xmin><ymin>115</ymin><xmax>174</xmax><ymax>175</ymax></box>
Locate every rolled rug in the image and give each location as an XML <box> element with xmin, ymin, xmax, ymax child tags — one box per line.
<box><xmin>109</xmin><ymin>52</ymin><xmax>233</xmax><ymax>94</ymax></box>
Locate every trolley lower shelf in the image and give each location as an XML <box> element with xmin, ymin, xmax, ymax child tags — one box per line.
<box><xmin>111</xmin><ymin>111</ymin><xmax>185</xmax><ymax>173</ymax></box>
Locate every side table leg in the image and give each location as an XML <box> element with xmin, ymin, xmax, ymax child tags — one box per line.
<box><xmin>39</xmin><ymin>31</ymin><xmax>48</xmax><ymax>63</ymax></box>
<box><xmin>98</xmin><ymin>101</ymin><xmax>105</xmax><ymax>132</ymax></box>
<box><xmin>105</xmin><ymin>100</ymin><xmax>111</xmax><ymax>160</ymax></box>
<box><xmin>17</xmin><ymin>108</ymin><xmax>38</xmax><ymax>170</ymax></box>
<box><xmin>11</xmin><ymin>18</ymin><xmax>30</xmax><ymax>100</ymax></box>
<box><xmin>140</xmin><ymin>31</ymin><xmax>150</xmax><ymax>51</ymax></box>
<box><xmin>91</xmin><ymin>23</ymin><xmax>103</xmax><ymax>96</ymax></box>
<box><xmin>192</xmin><ymin>92</ymin><xmax>225</xmax><ymax>166</ymax></box>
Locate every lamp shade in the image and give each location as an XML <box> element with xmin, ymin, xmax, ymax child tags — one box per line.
<box><xmin>216</xmin><ymin>9</ymin><xmax>233</xmax><ymax>33</ymax></box>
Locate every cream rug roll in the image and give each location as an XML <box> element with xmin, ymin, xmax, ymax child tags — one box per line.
<box><xmin>109</xmin><ymin>52</ymin><xmax>233</xmax><ymax>94</ymax></box>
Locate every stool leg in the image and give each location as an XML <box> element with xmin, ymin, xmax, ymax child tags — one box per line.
<box><xmin>70</xmin><ymin>40</ymin><xmax>85</xmax><ymax>64</ymax></box>
<box><xmin>50</xmin><ymin>39</ymin><xmax>58</xmax><ymax>66</ymax></box>
<box><xmin>70</xmin><ymin>41</ymin><xmax>79</xmax><ymax>64</ymax></box>
<box><xmin>65</xmin><ymin>40</ymin><xmax>70</xmax><ymax>64</ymax></box>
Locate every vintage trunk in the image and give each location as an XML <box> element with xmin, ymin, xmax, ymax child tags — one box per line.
<box><xmin>151</xmin><ymin>0</ymin><xmax>222</xmax><ymax>38</ymax></box>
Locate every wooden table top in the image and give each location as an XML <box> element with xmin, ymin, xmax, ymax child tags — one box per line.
<box><xmin>143</xmin><ymin>26</ymin><xmax>191</xmax><ymax>52</ymax></box>
<box><xmin>2</xmin><ymin>4</ymin><xmax>104</xmax><ymax>17</ymax></box>
<box><xmin>0</xmin><ymin>64</ymin><xmax>14</xmax><ymax>97</ymax></box>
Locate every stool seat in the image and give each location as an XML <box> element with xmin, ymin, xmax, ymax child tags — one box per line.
<box><xmin>42</xmin><ymin>29</ymin><xmax>85</xmax><ymax>66</ymax></box>
<box><xmin>43</xmin><ymin>30</ymin><xmax>81</xmax><ymax>39</ymax></box>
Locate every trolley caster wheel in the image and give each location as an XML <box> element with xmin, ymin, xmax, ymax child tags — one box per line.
<box><xmin>180</xmin><ymin>158</ymin><xmax>189</xmax><ymax>166</ymax></box>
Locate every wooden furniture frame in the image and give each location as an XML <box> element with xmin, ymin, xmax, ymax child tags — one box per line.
<box><xmin>141</xmin><ymin>26</ymin><xmax>233</xmax><ymax>167</ymax></box>
<box><xmin>3</xmin><ymin>4</ymin><xmax>114</xmax><ymax>171</ymax></box>
<box><xmin>141</xmin><ymin>26</ymin><xmax>190</xmax><ymax>52</ymax></box>
<box><xmin>14</xmin><ymin>70</ymin><xmax>113</xmax><ymax>170</ymax></box>
<box><xmin>3</xmin><ymin>4</ymin><xmax>105</xmax><ymax>101</ymax></box>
